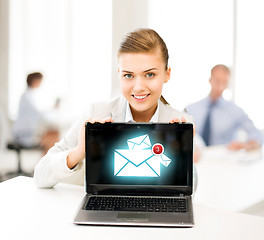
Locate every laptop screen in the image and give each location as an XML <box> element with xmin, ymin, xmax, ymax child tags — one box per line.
<box><xmin>85</xmin><ymin>123</ymin><xmax>193</xmax><ymax>196</ymax></box>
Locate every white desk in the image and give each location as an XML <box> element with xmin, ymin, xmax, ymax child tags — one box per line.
<box><xmin>1</xmin><ymin>176</ymin><xmax>264</xmax><ymax>240</ymax></box>
<box><xmin>195</xmin><ymin>146</ymin><xmax>264</xmax><ymax>212</ymax></box>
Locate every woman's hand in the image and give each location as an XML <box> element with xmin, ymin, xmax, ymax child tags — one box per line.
<box><xmin>169</xmin><ymin>116</ymin><xmax>187</xmax><ymax>124</ymax></box>
<box><xmin>169</xmin><ymin>116</ymin><xmax>196</xmax><ymax>137</ymax></box>
<box><xmin>66</xmin><ymin>117</ymin><xmax>113</xmax><ymax>169</ymax></box>
<box><xmin>170</xmin><ymin>116</ymin><xmax>198</xmax><ymax>162</ymax></box>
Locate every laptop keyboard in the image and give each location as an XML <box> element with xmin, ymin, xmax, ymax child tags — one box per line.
<box><xmin>84</xmin><ymin>196</ymin><xmax>187</xmax><ymax>212</ymax></box>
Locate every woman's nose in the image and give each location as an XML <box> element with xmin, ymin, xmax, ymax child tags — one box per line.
<box><xmin>133</xmin><ymin>77</ymin><xmax>146</xmax><ymax>92</ymax></box>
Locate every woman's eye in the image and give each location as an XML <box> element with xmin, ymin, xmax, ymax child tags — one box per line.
<box><xmin>124</xmin><ymin>74</ymin><xmax>133</xmax><ymax>79</ymax></box>
<box><xmin>146</xmin><ymin>73</ymin><xmax>155</xmax><ymax>78</ymax></box>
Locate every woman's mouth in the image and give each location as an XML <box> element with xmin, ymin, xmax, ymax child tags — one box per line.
<box><xmin>132</xmin><ymin>94</ymin><xmax>150</xmax><ymax>101</ymax></box>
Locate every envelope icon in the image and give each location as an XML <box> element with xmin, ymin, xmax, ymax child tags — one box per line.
<box><xmin>127</xmin><ymin>134</ymin><xmax>151</xmax><ymax>150</ymax></box>
<box><xmin>114</xmin><ymin>134</ymin><xmax>171</xmax><ymax>177</ymax></box>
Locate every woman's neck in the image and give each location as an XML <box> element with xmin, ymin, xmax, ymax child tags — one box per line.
<box><xmin>130</xmin><ymin>104</ymin><xmax>158</xmax><ymax>122</ymax></box>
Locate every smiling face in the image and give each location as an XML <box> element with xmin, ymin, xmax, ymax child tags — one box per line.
<box><xmin>118</xmin><ymin>49</ymin><xmax>171</xmax><ymax>122</ymax></box>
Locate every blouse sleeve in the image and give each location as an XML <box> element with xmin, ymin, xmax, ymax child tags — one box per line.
<box><xmin>33</xmin><ymin>116</ymin><xmax>84</xmax><ymax>188</ymax></box>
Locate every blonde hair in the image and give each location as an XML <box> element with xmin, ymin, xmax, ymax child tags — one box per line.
<box><xmin>118</xmin><ymin>28</ymin><xmax>169</xmax><ymax>104</ymax></box>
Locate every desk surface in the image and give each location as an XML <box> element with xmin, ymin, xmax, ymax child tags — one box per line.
<box><xmin>1</xmin><ymin>176</ymin><xmax>264</xmax><ymax>240</ymax></box>
<box><xmin>195</xmin><ymin>146</ymin><xmax>264</xmax><ymax>212</ymax></box>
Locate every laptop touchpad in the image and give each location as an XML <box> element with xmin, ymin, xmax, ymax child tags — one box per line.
<box><xmin>116</xmin><ymin>213</ymin><xmax>149</xmax><ymax>222</ymax></box>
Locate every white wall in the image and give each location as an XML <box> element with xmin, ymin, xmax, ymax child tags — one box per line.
<box><xmin>235</xmin><ymin>0</ymin><xmax>264</xmax><ymax>129</ymax></box>
<box><xmin>8</xmin><ymin>0</ymin><xmax>112</xmax><ymax>120</ymax></box>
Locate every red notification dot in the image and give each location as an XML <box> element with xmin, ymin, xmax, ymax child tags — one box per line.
<box><xmin>152</xmin><ymin>143</ymin><xmax>164</xmax><ymax>155</ymax></box>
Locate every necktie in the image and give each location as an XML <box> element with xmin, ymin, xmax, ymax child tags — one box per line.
<box><xmin>202</xmin><ymin>102</ymin><xmax>214</xmax><ymax>146</ymax></box>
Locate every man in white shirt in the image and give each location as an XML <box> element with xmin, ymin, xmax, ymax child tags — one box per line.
<box><xmin>13</xmin><ymin>72</ymin><xmax>59</xmax><ymax>154</ymax></box>
<box><xmin>185</xmin><ymin>64</ymin><xmax>263</xmax><ymax>150</ymax></box>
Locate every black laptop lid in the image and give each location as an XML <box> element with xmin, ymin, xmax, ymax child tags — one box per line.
<box><xmin>85</xmin><ymin>123</ymin><xmax>193</xmax><ymax>196</ymax></box>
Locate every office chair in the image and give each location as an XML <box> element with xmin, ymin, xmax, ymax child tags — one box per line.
<box><xmin>5</xmin><ymin>142</ymin><xmax>40</xmax><ymax>178</ymax></box>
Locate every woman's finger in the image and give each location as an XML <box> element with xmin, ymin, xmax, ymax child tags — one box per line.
<box><xmin>86</xmin><ymin>117</ymin><xmax>113</xmax><ymax>124</ymax></box>
<box><xmin>104</xmin><ymin>117</ymin><xmax>114</xmax><ymax>122</ymax></box>
<box><xmin>170</xmin><ymin>118</ymin><xmax>181</xmax><ymax>123</ymax></box>
<box><xmin>181</xmin><ymin>116</ymin><xmax>187</xmax><ymax>123</ymax></box>
<box><xmin>193</xmin><ymin>124</ymin><xmax>196</xmax><ymax>136</ymax></box>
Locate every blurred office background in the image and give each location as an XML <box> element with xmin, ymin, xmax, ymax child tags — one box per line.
<box><xmin>1</xmin><ymin>0</ymin><xmax>264</xmax><ymax>127</ymax></box>
<box><xmin>0</xmin><ymin>0</ymin><xmax>264</xmax><ymax>215</ymax></box>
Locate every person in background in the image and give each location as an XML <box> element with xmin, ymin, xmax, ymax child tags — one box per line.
<box><xmin>13</xmin><ymin>72</ymin><xmax>59</xmax><ymax>154</ymax></box>
<box><xmin>185</xmin><ymin>64</ymin><xmax>263</xmax><ymax>151</ymax></box>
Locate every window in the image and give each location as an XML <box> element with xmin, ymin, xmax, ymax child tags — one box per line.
<box><xmin>235</xmin><ymin>0</ymin><xmax>264</xmax><ymax>129</ymax></box>
<box><xmin>8</xmin><ymin>0</ymin><xmax>112</xmax><ymax>119</ymax></box>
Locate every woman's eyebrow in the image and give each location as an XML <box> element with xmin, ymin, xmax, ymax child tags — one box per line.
<box><xmin>143</xmin><ymin>68</ymin><xmax>158</xmax><ymax>72</ymax></box>
<box><xmin>121</xmin><ymin>68</ymin><xmax>158</xmax><ymax>73</ymax></box>
<box><xmin>121</xmin><ymin>70</ymin><xmax>134</xmax><ymax>73</ymax></box>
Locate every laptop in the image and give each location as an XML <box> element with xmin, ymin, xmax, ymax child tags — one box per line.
<box><xmin>74</xmin><ymin>122</ymin><xmax>194</xmax><ymax>227</ymax></box>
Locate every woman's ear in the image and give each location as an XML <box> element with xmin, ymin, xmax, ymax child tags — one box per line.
<box><xmin>164</xmin><ymin>66</ymin><xmax>171</xmax><ymax>83</ymax></box>
<box><xmin>118</xmin><ymin>68</ymin><xmax>120</xmax><ymax>73</ymax></box>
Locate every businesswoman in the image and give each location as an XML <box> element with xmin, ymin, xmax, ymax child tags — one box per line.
<box><xmin>34</xmin><ymin>28</ymin><xmax>195</xmax><ymax>188</ymax></box>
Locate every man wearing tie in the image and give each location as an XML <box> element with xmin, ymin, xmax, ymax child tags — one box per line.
<box><xmin>185</xmin><ymin>64</ymin><xmax>263</xmax><ymax>150</ymax></box>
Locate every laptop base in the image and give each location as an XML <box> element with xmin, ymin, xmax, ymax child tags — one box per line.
<box><xmin>74</xmin><ymin>194</ymin><xmax>194</xmax><ymax>227</ymax></box>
